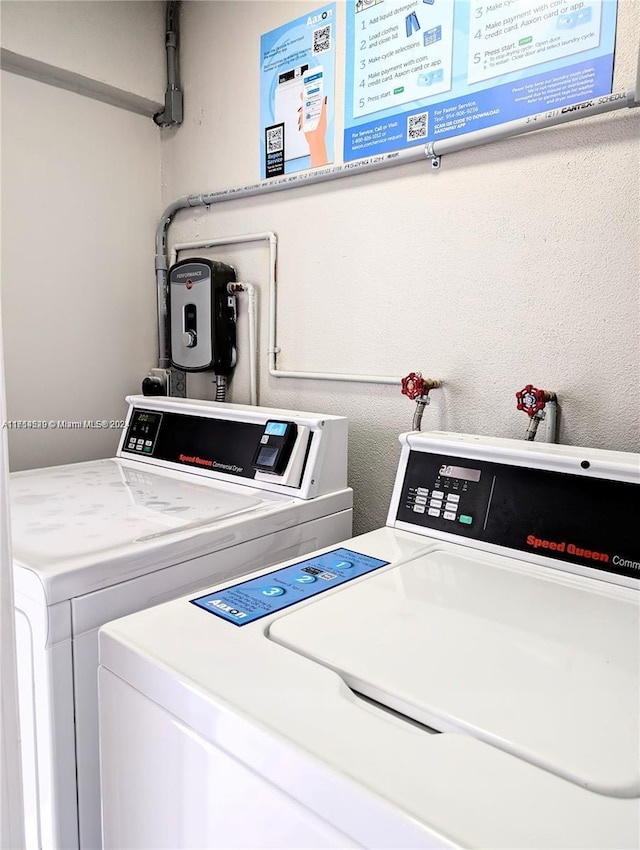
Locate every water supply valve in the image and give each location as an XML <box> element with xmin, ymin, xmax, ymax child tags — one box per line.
<box><xmin>401</xmin><ymin>372</ymin><xmax>441</xmax><ymax>431</ymax></box>
<box><xmin>401</xmin><ymin>372</ymin><xmax>426</xmax><ymax>400</ymax></box>
<box><xmin>516</xmin><ymin>384</ymin><xmax>553</xmax><ymax>418</ymax></box>
<box><xmin>515</xmin><ymin>384</ymin><xmax>558</xmax><ymax>442</ymax></box>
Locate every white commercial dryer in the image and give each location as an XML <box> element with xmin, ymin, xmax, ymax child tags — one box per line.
<box><xmin>98</xmin><ymin>431</ymin><xmax>640</xmax><ymax>850</ymax></box>
<box><xmin>11</xmin><ymin>394</ymin><xmax>352</xmax><ymax>850</ymax></box>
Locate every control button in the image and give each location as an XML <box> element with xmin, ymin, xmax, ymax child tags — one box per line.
<box><xmin>319</xmin><ymin>572</ymin><xmax>337</xmax><ymax>580</ymax></box>
<box><xmin>136</xmin><ymin>439</ymin><xmax>144</xmax><ymax>445</ymax></box>
<box><xmin>444</xmin><ymin>511</ymin><xmax>456</xmax><ymax>520</ymax></box>
<box><xmin>413</xmin><ymin>504</ymin><xmax>426</xmax><ymax>513</ymax></box>
<box><xmin>127</xmin><ymin>440</ymin><xmax>136</xmax><ymax>448</ymax></box>
<box><xmin>330</xmin><ymin>559</ymin><xmax>353</xmax><ymax>570</ymax></box>
<box><xmin>136</xmin><ymin>445</ymin><xmax>143</xmax><ymax>451</ymax></box>
<box><xmin>143</xmin><ymin>447</ymin><xmax>152</xmax><ymax>453</ymax></box>
<box><xmin>432</xmin><ymin>490</ymin><xmax>444</xmax><ymax>499</ymax></box>
<box><xmin>261</xmin><ymin>586</ymin><xmax>285</xmax><ymax>597</ymax></box>
<box><xmin>459</xmin><ymin>515</ymin><xmax>473</xmax><ymax>525</ymax></box>
<box><xmin>295</xmin><ymin>574</ymin><xmax>317</xmax><ymax>584</ymax></box>
<box><xmin>429</xmin><ymin>499</ymin><xmax>442</xmax><ymax>509</ymax></box>
<box><xmin>417</xmin><ymin>487</ymin><xmax>429</xmax><ymax>496</ymax></box>
<box><xmin>447</xmin><ymin>494</ymin><xmax>460</xmax><ymax>503</ymax></box>
<box><xmin>415</xmin><ymin>496</ymin><xmax>427</xmax><ymax>505</ymax></box>
<box><xmin>182</xmin><ymin>330</ymin><xmax>197</xmax><ymax>348</ymax></box>
<box><xmin>428</xmin><ymin>507</ymin><xmax>441</xmax><ymax>517</ymax></box>
<box><xmin>145</xmin><ymin>440</ymin><xmax>153</xmax><ymax>446</ymax></box>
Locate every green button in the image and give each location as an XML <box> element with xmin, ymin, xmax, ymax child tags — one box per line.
<box><xmin>459</xmin><ymin>515</ymin><xmax>473</xmax><ymax>525</ymax></box>
<box><xmin>143</xmin><ymin>446</ymin><xmax>152</xmax><ymax>453</ymax></box>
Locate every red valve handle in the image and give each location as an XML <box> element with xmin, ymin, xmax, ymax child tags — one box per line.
<box><xmin>516</xmin><ymin>384</ymin><xmax>547</xmax><ymax>418</ymax></box>
<box><xmin>401</xmin><ymin>372</ymin><xmax>426</xmax><ymax>401</ymax></box>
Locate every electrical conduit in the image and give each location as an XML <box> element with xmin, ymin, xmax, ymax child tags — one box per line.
<box><xmin>155</xmin><ymin>86</ymin><xmax>638</xmax><ymax>388</ymax></box>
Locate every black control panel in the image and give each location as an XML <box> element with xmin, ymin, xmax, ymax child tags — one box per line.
<box><xmin>122</xmin><ymin>409</ymin><xmax>302</xmax><ymax>482</ymax></box>
<box><xmin>123</xmin><ymin>411</ymin><xmax>163</xmax><ymax>456</ymax></box>
<box><xmin>397</xmin><ymin>450</ymin><xmax>639</xmax><ymax>580</ymax></box>
<box><xmin>252</xmin><ymin>421</ymin><xmax>297</xmax><ymax>475</ymax></box>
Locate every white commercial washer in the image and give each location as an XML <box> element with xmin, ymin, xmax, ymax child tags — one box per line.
<box><xmin>11</xmin><ymin>394</ymin><xmax>352</xmax><ymax>850</ymax></box>
<box><xmin>98</xmin><ymin>430</ymin><xmax>640</xmax><ymax>849</ymax></box>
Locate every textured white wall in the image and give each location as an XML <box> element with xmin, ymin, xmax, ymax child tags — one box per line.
<box><xmin>161</xmin><ymin>1</ymin><xmax>640</xmax><ymax>535</ymax></box>
<box><xmin>1</xmin><ymin>72</ymin><xmax>161</xmax><ymax>471</ymax></box>
<box><xmin>0</xmin><ymin>0</ymin><xmax>165</xmax><ymax>102</ymax></box>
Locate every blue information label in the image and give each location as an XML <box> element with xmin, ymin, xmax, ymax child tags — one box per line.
<box><xmin>191</xmin><ymin>548</ymin><xmax>389</xmax><ymax>626</ymax></box>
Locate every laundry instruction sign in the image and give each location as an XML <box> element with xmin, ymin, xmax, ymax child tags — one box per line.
<box><xmin>260</xmin><ymin>3</ymin><xmax>336</xmax><ymax>178</ymax></box>
<box><xmin>343</xmin><ymin>0</ymin><xmax>618</xmax><ymax>160</ymax></box>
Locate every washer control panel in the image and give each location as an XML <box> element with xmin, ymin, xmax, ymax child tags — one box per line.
<box><xmin>395</xmin><ymin>450</ymin><xmax>639</xmax><ymax>581</ymax></box>
<box><xmin>405</xmin><ymin>462</ymin><xmax>490</xmax><ymax>530</ymax></box>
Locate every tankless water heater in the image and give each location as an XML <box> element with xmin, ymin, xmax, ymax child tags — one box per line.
<box><xmin>169</xmin><ymin>258</ymin><xmax>237</xmax><ymax>373</ymax></box>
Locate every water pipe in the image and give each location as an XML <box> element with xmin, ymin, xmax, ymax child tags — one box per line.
<box><xmin>153</xmin><ymin>0</ymin><xmax>183</xmax><ymax>127</ymax></box>
<box><xmin>227</xmin><ymin>282</ymin><xmax>257</xmax><ymax>405</ymax></box>
<box><xmin>169</xmin><ymin>233</ymin><xmax>408</xmax><ymax>388</ymax></box>
<box><xmin>154</xmin><ymin>84</ymin><xmax>638</xmax><ymax>387</ymax></box>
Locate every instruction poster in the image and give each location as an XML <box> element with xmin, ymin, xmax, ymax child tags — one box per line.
<box><xmin>260</xmin><ymin>4</ymin><xmax>336</xmax><ymax>178</ymax></box>
<box><xmin>344</xmin><ymin>0</ymin><xmax>618</xmax><ymax>160</ymax></box>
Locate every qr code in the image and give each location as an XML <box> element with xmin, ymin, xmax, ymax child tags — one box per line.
<box><xmin>266</xmin><ymin>125</ymin><xmax>283</xmax><ymax>153</ymax></box>
<box><xmin>407</xmin><ymin>111</ymin><xmax>428</xmax><ymax>140</ymax></box>
<box><xmin>313</xmin><ymin>24</ymin><xmax>332</xmax><ymax>55</ymax></box>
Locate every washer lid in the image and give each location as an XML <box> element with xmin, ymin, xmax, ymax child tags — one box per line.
<box><xmin>268</xmin><ymin>546</ymin><xmax>640</xmax><ymax>798</ymax></box>
<box><xmin>10</xmin><ymin>458</ymin><xmax>281</xmax><ymax>571</ymax></box>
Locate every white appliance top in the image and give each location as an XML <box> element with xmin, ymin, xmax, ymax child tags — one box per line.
<box><xmin>100</xmin><ymin>528</ymin><xmax>640</xmax><ymax>849</ymax></box>
<box><xmin>11</xmin><ymin>458</ymin><xmax>272</xmax><ymax>565</ymax></box>
<box><xmin>99</xmin><ymin>432</ymin><xmax>640</xmax><ymax>849</ymax></box>
<box><xmin>10</xmin><ymin>458</ymin><xmax>293</xmax><ymax>601</ymax></box>
<box><xmin>10</xmin><ymin>396</ymin><xmax>351</xmax><ymax>603</ymax></box>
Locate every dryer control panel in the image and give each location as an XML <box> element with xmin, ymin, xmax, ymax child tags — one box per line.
<box><xmin>116</xmin><ymin>396</ymin><xmax>350</xmax><ymax>500</ymax></box>
<box><xmin>122</xmin><ymin>410</ymin><xmax>163</xmax><ymax>457</ymax></box>
<box><xmin>122</xmin><ymin>408</ymin><xmax>292</xmax><ymax>481</ymax></box>
<box><xmin>393</xmin><ymin>442</ymin><xmax>639</xmax><ymax>583</ymax></box>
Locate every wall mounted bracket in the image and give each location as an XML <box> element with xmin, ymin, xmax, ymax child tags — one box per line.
<box><xmin>425</xmin><ymin>143</ymin><xmax>441</xmax><ymax>169</ymax></box>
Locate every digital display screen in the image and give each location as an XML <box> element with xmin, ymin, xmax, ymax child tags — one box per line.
<box><xmin>136</xmin><ymin>412</ymin><xmax>159</xmax><ymax>424</ymax></box>
<box><xmin>265</xmin><ymin>422</ymin><xmax>288</xmax><ymax>436</ymax></box>
<box><xmin>257</xmin><ymin>446</ymin><xmax>278</xmax><ymax>467</ymax></box>
<box><xmin>439</xmin><ymin>464</ymin><xmax>481</xmax><ymax>482</ymax></box>
<box><xmin>130</xmin><ymin>411</ymin><xmax>162</xmax><ymax>436</ymax></box>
